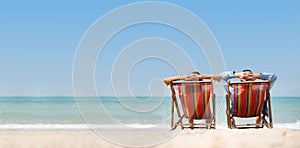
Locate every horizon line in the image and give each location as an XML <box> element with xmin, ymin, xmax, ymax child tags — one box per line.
<box><xmin>0</xmin><ymin>95</ymin><xmax>299</xmax><ymax>98</ymax></box>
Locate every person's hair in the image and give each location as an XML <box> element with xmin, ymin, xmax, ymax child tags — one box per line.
<box><xmin>242</xmin><ymin>69</ymin><xmax>252</xmax><ymax>72</ymax></box>
<box><xmin>190</xmin><ymin>71</ymin><xmax>200</xmax><ymax>75</ymax></box>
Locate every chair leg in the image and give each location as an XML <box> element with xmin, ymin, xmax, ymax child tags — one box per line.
<box><xmin>205</xmin><ymin>118</ymin><xmax>211</xmax><ymax>129</ymax></box>
<box><xmin>263</xmin><ymin>118</ymin><xmax>271</xmax><ymax>128</ymax></box>
<box><xmin>230</xmin><ymin>117</ymin><xmax>236</xmax><ymax>129</ymax></box>
<box><xmin>189</xmin><ymin>118</ymin><xmax>194</xmax><ymax>129</ymax></box>
<box><xmin>213</xmin><ymin>120</ymin><xmax>216</xmax><ymax>129</ymax></box>
<box><xmin>267</xmin><ymin>95</ymin><xmax>273</xmax><ymax>128</ymax></box>
<box><xmin>178</xmin><ymin>116</ymin><xmax>184</xmax><ymax>129</ymax></box>
<box><xmin>171</xmin><ymin>125</ymin><xmax>177</xmax><ymax>130</ymax></box>
<box><xmin>226</xmin><ymin>95</ymin><xmax>231</xmax><ymax>129</ymax></box>
<box><xmin>269</xmin><ymin>122</ymin><xmax>273</xmax><ymax>128</ymax></box>
<box><xmin>228</xmin><ymin>119</ymin><xmax>232</xmax><ymax>129</ymax></box>
<box><xmin>256</xmin><ymin>115</ymin><xmax>262</xmax><ymax>128</ymax></box>
<box><xmin>206</xmin><ymin>124</ymin><xmax>211</xmax><ymax>129</ymax></box>
<box><xmin>213</xmin><ymin>117</ymin><xmax>216</xmax><ymax>129</ymax></box>
<box><xmin>227</xmin><ymin>114</ymin><xmax>232</xmax><ymax>128</ymax></box>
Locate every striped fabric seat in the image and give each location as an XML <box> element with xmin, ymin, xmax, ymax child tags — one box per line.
<box><xmin>231</xmin><ymin>82</ymin><xmax>267</xmax><ymax>117</ymax></box>
<box><xmin>176</xmin><ymin>82</ymin><xmax>212</xmax><ymax>119</ymax></box>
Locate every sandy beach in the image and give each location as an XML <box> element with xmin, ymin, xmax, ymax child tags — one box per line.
<box><xmin>0</xmin><ymin>128</ymin><xmax>299</xmax><ymax>148</ymax></box>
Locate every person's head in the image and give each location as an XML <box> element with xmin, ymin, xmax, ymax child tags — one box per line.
<box><xmin>185</xmin><ymin>71</ymin><xmax>202</xmax><ymax>81</ymax></box>
<box><xmin>240</xmin><ymin>69</ymin><xmax>254</xmax><ymax>82</ymax></box>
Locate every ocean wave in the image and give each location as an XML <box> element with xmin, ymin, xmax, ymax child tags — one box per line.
<box><xmin>0</xmin><ymin>123</ymin><xmax>169</xmax><ymax>130</ymax></box>
<box><xmin>275</xmin><ymin>120</ymin><xmax>300</xmax><ymax>130</ymax></box>
<box><xmin>1</xmin><ymin>121</ymin><xmax>299</xmax><ymax>130</ymax></box>
<box><xmin>0</xmin><ymin>124</ymin><xmax>90</xmax><ymax>130</ymax></box>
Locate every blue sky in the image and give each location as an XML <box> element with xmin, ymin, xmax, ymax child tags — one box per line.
<box><xmin>0</xmin><ymin>0</ymin><xmax>299</xmax><ymax>96</ymax></box>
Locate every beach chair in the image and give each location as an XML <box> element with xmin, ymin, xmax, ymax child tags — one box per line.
<box><xmin>226</xmin><ymin>80</ymin><xmax>273</xmax><ymax>128</ymax></box>
<box><xmin>169</xmin><ymin>80</ymin><xmax>216</xmax><ymax>130</ymax></box>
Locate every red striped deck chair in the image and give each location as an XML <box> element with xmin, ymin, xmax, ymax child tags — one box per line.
<box><xmin>170</xmin><ymin>80</ymin><xmax>216</xmax><ymax>130</ymax></box>
<box><xmin>226</xmin><ymin>80</ymin><xmax>273</xmax><ymax>128</ymax></box>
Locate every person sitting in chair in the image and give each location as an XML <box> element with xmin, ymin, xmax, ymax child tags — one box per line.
<box><xmin>221</xmin><ymin>68</ymin><xmax>277</xmax><ymax>127</ymax></box>
<box><xmin>164</xmin><ymin>68</ymin><xmax>277</xmax><ymax>128</ymax></box>
<box><xmin>164</xmin><ymin>71</ymin><xmax>211</xmax><ymax>129</ymax></box>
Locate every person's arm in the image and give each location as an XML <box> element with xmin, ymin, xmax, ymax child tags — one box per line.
<box><xmin>256</xmin><ymin>73</ymin><xmax>277</xmax><ymax>88</ymax></box>
<box><xmin>163</xmin><ymin>75</ymin><xmax>188</xmax><ymax>86</ymax></box>
<box><xmin>196</xmin><ymin>74</ymin><xmax>222</xmax><ymax>82</ymax></box>
<box><xmin>229</xmin><ymin>71</ymin><xmax>260</xmax><ymax>81</ymax></box>
<box><xmin>221</xmin><ymin>71</ymin><xmax>236</xmax><ymax>82</ymax></box>
<box><xmin>219</xmin><ymin>71</ymin><xmax>237</xmax><ymax>93</ymax></box>
<box><xmin>164</xmin><ymin>73</ymin><xmax>224</xmax><ymax>86</ymax></box>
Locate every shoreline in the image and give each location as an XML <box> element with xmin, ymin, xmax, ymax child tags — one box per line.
<box><xmin>0</xmin><ymin>128</ymin><xmax>299</xmax><ymax>148</ymax></box>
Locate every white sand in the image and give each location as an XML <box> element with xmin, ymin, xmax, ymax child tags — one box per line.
<box><xmin>0</xmin><ymin>128</ymin><xmax>299</xmax><ymax>148</ymax></box>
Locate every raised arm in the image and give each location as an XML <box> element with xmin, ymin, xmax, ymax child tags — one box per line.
<box><xmin>222</xmin><ymin>71</ymin><xmax>277</xmax><ymax>88</ymax></box>
<box><xmin>257</xmin><ymin>73</ymin><xmax>277</xmax><ymax>88</ymax></box>
<box><xmin>196</xmin><ymin>74</ymin><xmax>222</xmax><ymax>82</ymax></box>
<box><xmin>163</xmin><ymin>75</ymin><xmax>187</xmax><ymax>86</ymax></box>
<box><xmin>222</xmin><ymin>71</ymin><xmax>268</xmax><ymax>82</ymax></box>
<box><xmin>163</xmin><ymin>73</ymin><xmax>222</xmax><ymax>86</ymax></box>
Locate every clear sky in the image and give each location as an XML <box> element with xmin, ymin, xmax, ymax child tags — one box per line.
<box><xmin>0</xmin><ymin>0</ymin><xmax>299</xmax><ymax>96</ymax></box>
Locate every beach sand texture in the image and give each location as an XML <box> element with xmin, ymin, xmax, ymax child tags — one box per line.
<box><xmin>0</xmin><ymin>128</ymin><xmax>299</xmax><ymax>148</ymax></box>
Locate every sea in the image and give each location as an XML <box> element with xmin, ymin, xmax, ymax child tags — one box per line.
<box><xmin>0</xmin><ymin>96</ymin><xmax>299</xmax><ymax>130</ymax></box>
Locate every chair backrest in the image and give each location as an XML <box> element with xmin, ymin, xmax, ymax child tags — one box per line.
<box><xmin>228</xmin><ymin>80</ymin><xmax>270</xmax><ymax>117</ymax></box>
<box><xmin>172</xmin><ymin>80</ymin><xmax>212</xmax><ymax>119</ymax></box>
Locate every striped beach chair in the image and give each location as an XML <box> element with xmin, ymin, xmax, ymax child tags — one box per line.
<box><xmin>226</xmin><ymin>80</ymin><xmax>273</xmax><ymax>128</ymax></box>
<box><xmin>170</xmin><ymin>80</ymin><xmax>216</xmax><ymax>130</ymax></box>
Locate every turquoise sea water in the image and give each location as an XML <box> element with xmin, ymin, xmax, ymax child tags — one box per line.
<box><xmin>0</xmin><ymin>96</ymin><xmax>299</xmax><ymax>130</ymax></box>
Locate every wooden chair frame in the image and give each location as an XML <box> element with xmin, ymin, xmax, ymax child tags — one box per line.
<box><xmin>170</xmin><ymin>80</ymin><xmax>216</xmax><ymax>130</ymax></box>
<box><xmin>226</xmin><ymin>80</ymin><xmax>273</xmax><ymax>129</ymax></box>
